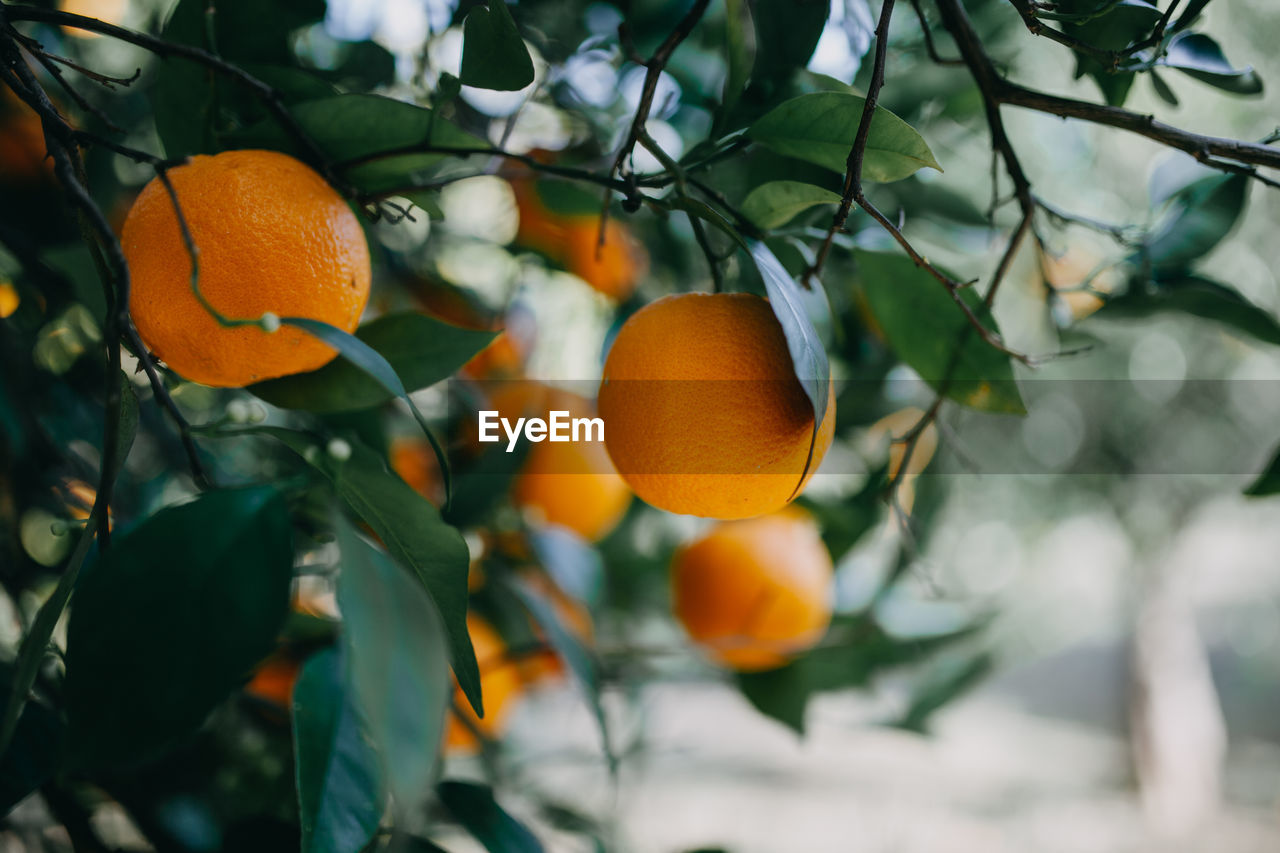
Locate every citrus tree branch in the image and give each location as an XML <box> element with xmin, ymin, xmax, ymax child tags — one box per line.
<box><xmin>934</xmin><ymin>0</ymin><xmax>1280</xmax><ymax>178</ymax></box>
<box><xmin>809</xmin><ymin>0</ymin><xmax>1029</xmax><ymax>363</ymax></box>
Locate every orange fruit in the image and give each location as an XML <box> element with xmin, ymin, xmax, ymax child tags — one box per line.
<box><xmin>671</xmin><ymin>508</ymin><xmax>834</xmax><ymax>671</ymax></box>
<box><xmin>445</xmin><ymin>614</ymin><xmax>523</xmax><ymax>754</ymax></box>
<box><xmin>244</xmin><ymin>652</ymin><xmax>301</xmax><ymax>710</ymax></box>
<box><xmin>0</xmin><ymin>88</ymin><xmax>52</xmax><ymax>185</ymax></box>
<box><xmin>122</xmin><ymin>149</ymin><xmax>370</xmax><ymax>388</ymax></box>
<box><xmin>512</xmin><ymin>179</ymin><xmax>644</xmax><ymax>301</ymax></box>
<box><xmin>598</xmin><ymin>293</ymin><xmax>835</xmax><ymax>519</ymax></box>
<box><xmin>488</xmin><ymin>384</ymin><xmax>631</xmax><ymax>541</ymax></box>
<box><xmin>58</xmin><ymin>0</ymin><xmax>129</xmax><ymax>34</ymax></box>
<box><xmin>562</xmin><ymin>218</ymin><xmax>645</xmax><ymax>301</ymax></box>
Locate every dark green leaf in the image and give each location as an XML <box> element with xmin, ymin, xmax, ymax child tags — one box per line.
<box><xmin>855</xmin><ymin>250</ymin><xmax>1026</xmax><ymax>414</ymax></box>
<box><xmin>895</xmin><ymin>653</ymin><xmax>993</xmax><ymax>733</ymax></box>
<box><xmin>64</xmin><ymin>486</ymin><xmax>294</xmax><ymax>769</ymax></box>
<box><xmin>1065</xmin><ymin>0</ymin><xmax>1159</xmax><ymax>50</ymax></box>
<box><xmin>293</xmin><ymin>649</ymin><xmax>384</xmax><ymax>853</ymax></box>
<box><xmin>659</xmin><ymin>197</ymin><xmax>749</xmax><ymax>249</ymax></box>
<box><xmin>437</xmin><ymin>780</ymin><xmax>544</xmax><ymax>853</ymax></box>
<box><xmin>253</xmin><ymin>313</ymin><xmax>496</xmax><ymax>413</ymax></box>
<box><xmin>336</xmin><ymin>526</ymin><xmax>450</xmax><ymax>816</ymax></box>
<box><xmin>260</xmin><ymin>429</ymin><xmax>482</xmax><ymax>717</ymax></box>
<box><xmin>741</xmin><ymin>180</ymin><xmax>842</xmax><ymax>229</ymax></box>
<box><xmin>737</xmin><ymin>621</ymin><xmax>968</xmax><ymax>734</ymax></box>
<box><xmin>273</xmin><ymin>316</ymin><xmax>453</xmax><ymax>503</ymax></box>
<box><xmin>0</xmin><ymin>692</ymin><xmax>62</xmax><ymax>816</ymax></box>
<box><xmin>750</xmin><ymin>242</ymin><xmax>832</xmax><ymax>445</ymax></box>
<box><xmin>0</xmin><ymin>367</ymin><xmax>138</xmax><ymax>759</ymax></box>
<box><xmin>1149</xmin><ymin>70</ymin><xmax>1179</xmax><ymax>106</ymax></box>
<box><xmin>1172</xmin><ymin>0</ymin><xmax>1213</xmax><ymax>31</ymax></box>
<box><xmin>1099</xmin><ymin>275</ymin><xmax>1280</xmax><ymax>346</ymax></box>
<box><xmin>443</xmin><ymin>442</ymin><xmax>530</xmax><ymax>529</ymax></box>
<box><xmin>1144</xmin><ymin>174</ymin><xmax>1247</xmax><ymax>271</ymax></box>
<box><xmin>747</xmin><ymin>92</ymin><xmax>942</xmax><ymax>183</ymax></box>
<box><xmin>719</xmin><ymin>0</ymin><xmax>756</xmax><ymax>128</ymax></box>
<box><xmin>460</xmin><ymin>1</ymin><xmax>535</xmax><ymax>91</ymax></box>
<box><xmin>1246</xmin><ymin>445</ymin><xmax>1280</xmax><ymax>496</ymax></box>
<box><xmin>1160</xmin><ymin>32</ymin><xmax>1263</xmax><ymax>95</ymax></box>
<box><xmin>152</xmin><ymin>0</ymin><xmax>326</xmax><ymax>157</ymax></box>
<box><xmin>231</xmin><ymin>95</ymin><xmax>488</xmax><ymax>195</ymax></box>
<box><xmin>748</xmin><ymin>0</ymin><xmax>829</xmax><ymax>89</ymax></box>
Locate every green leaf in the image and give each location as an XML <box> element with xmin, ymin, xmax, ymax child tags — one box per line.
<box><xmin>276</xmin><ymin>316</ymin><xmax>453</xmax><ymax>504</ymax></box>
<box><xmin>336</xmin><ymin>526</ymin><xmax>450</xmax><ymax>816</ymax></box>
<box><xmin>1099</xmin><ymin>275</ymin><xmax>1280</xmax><ymax>346</ymax></box>
<box><xmin>293</xmin><ymin>648</ymin><xmax>384</xmax><ymax>853</ymax></box>
<box><xmin>748</xmin><ymin>0</ymin><xmax>830</xmax><ymax>90</ymax></box>
<box><xmin>152</xmin><ymin>0</ymin><xmax>326</xmax><ymax>157</ymax></box>
<box><xmin>1160</xmin><ymin>32</ymin><xmax>1263</xmax><ymax>95</ymax></box>
<box><xmin>1065</xmin><ymin>0</ymin><xmax>1159</xmax><ymax>50</ymax></box>
<box><xmin>231</xmin><ymin>95</ymin><xmax>489</xmax><ymax>195</ymax></box>
<box><xmin>658</xmin><ymin>197</ymin><xmax>749</xmax><ymax>249</ymax></box>
<box><xmin>855</xmin><ymin>250</ymin><xmax>1025</xmax><ymax>414</ymax></box>
<box><xmin>894</xmin><ymin>653</ymin><xmax>993</xmax><ymax>733</ymax></box>
<box><xmin>437</xmin><ymin>780</ymin><xmax>545</xmax><ymax>853</ymax></box>
<box><xmin>259</xmin><ymin>428</ymin><xmax>482</xmax><ymax>717</ymax></box>
<box><xmin>737</xmin><ymin>620</ymin><xmax>968</xmax><ymax>734</ymax></box>
<box><xmin>64</xmin><ymin>486</ymin><xmax>294</xmax><ymax>769</ymax></box>
<box><xmin>1246</xmin><ymin>445</ymin><xmax>1280</xmax><ymax>496</ymax></box>
<box><xmin>443</xmin><ymin>442</ymin><xmax>531</xmax><ymax>529</ymax></box>
<box><xmin>460</xmin><ymin>1</ymin><xmax>535</xmax><ymax>92</ymax></box>
<box><xmin>1144</xmin><ymin>174</ymin><xmax>1247</xmax><ymax>271</ymax></box>
<box><xmin>252</xmin><ymin>313</ymin><xmax>496</xmax><ymax>413</ymax></box>
<box><xmin>741</xmin><ymin>181</ymin><xmax>842</xmax><ymax>229</ymax></box>
<box><xmin>719</xmin><ymin>0</ymin><xmax>756</xmax><ymax>128</ymax></box>
<box><xmin>0</xmin><ymin>690</ymin><xmax>62</xmax><ymax>816</ymax></box>
<box><xmin>0</xmin><ymin>367</ymin><xmax>138</xmax><ymax>760</ymax></box>
<box><xmin>506</xmin><ymin>578</ymin><xmax>614</xmax><ymax>771</ymax></box>
<box><xmin>749</xmin><ymin>241</ymin><xmax>832</xmax><ymax>445</ymax></box>
<box><xmin>747</xmin><ymin>92</ymin><xmax>942</xmax><ymax>183</ymax></box>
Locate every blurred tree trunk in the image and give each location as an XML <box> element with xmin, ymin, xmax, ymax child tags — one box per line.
<box><xmin>1130</xmin><ymin>558</ymin><xmax>1226</xmax><ymax>835</ymax></box>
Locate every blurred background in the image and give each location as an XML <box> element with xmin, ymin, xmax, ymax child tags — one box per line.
<box><xmin>5</xmin><ymin>0</ymin><xmax>1280</xmax><ymax>850</ymax></box>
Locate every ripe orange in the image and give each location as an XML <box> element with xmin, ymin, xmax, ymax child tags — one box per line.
<box><xmin>445</xmin><ymin>614</ymin><xmax>523</xmax><ymax>754</ymax></box>
<box><xmin>244</xmin><ymin>651</ymin><xmax>302</xmax><ymax>710</ymax></box>
<box><xmin>598</xmin><ymin>293</ymin><xmax>835</xmax><ymax>519</ymax></box>
<box><xmin>512</xmin><ymin>179</ymin><xmax>644</xmax><ymax>301</ymax></box>
<box><xmin>671</xmin><ymin>508</ymin><xmax>834</xmax><ymax>671</ymax></box>
<box><xmin>487</xmin><ymin>384</ymin><xmax>631</xmax><ymax>541</ymax></box>
<box><xmin>122</xmin><ymin>149</ymin><xmax>370</xmax><ymax>388</ymax></box>
<box><xmin>0</xmin><ymin>88</ymin><xmax>52</xmax><ymax>185</ymax></box>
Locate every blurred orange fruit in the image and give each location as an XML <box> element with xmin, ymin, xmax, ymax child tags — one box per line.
<box><xmin>0</xmin><ymin>88</ymin><xmax>52</xmax><ymax>186</ymax></box>
<box><xmin>0</xmin><ymin>282</ymin><xmax>18</xmax><ymax>318</ymax></box>
<box><xmin>513</xmin><ymin>180</ymin><xmax>645</xmax><ymax>301</ymax></box>
<box><xmin>599</xmin><ymin>293</ymin><xmax>835</xmax><ymax>519</ymax></box>
<box><xmin>244</xmin><ymin>652</ymin><xmax>301</xmax><ymax>711</ymax></box>
<box><xmin>485</xmin><ymin>383</ymin><xmax>631</xmax><ymax>541</ymax></box>
<box><xmin>671</xmin><ymin>508</ymin><xmax>834</xmax><ymax>671</ymax></box>
<box><xmin>445</xmin><ymin>614</ymin><xmax>524</xmax><ymax>754</ymax></box>
<box><xmin>123</xmin><ymin>149</ymin><xmax>370</xmax><ymax>387</ymax></box>
<box><xmin>58</xmin><ymin>0</ymin><xmax>130</xmax><ymax>35</ymax></box>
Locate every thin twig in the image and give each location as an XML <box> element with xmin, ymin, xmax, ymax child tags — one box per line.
<box><xmin>598</xmin><ymin>0</ymin><xmax>712</xmax><ymax>249</ymax></box>
<box><xmin>908</xmin><ymin>0</ymin><xmax>963</xmax><ymax>64</ymax></box>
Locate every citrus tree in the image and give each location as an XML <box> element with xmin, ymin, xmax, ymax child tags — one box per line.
<box><xmin>1</xmin><ymin>0</ymin><xmax>1277</xmax><ymax>849</ymax></box>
